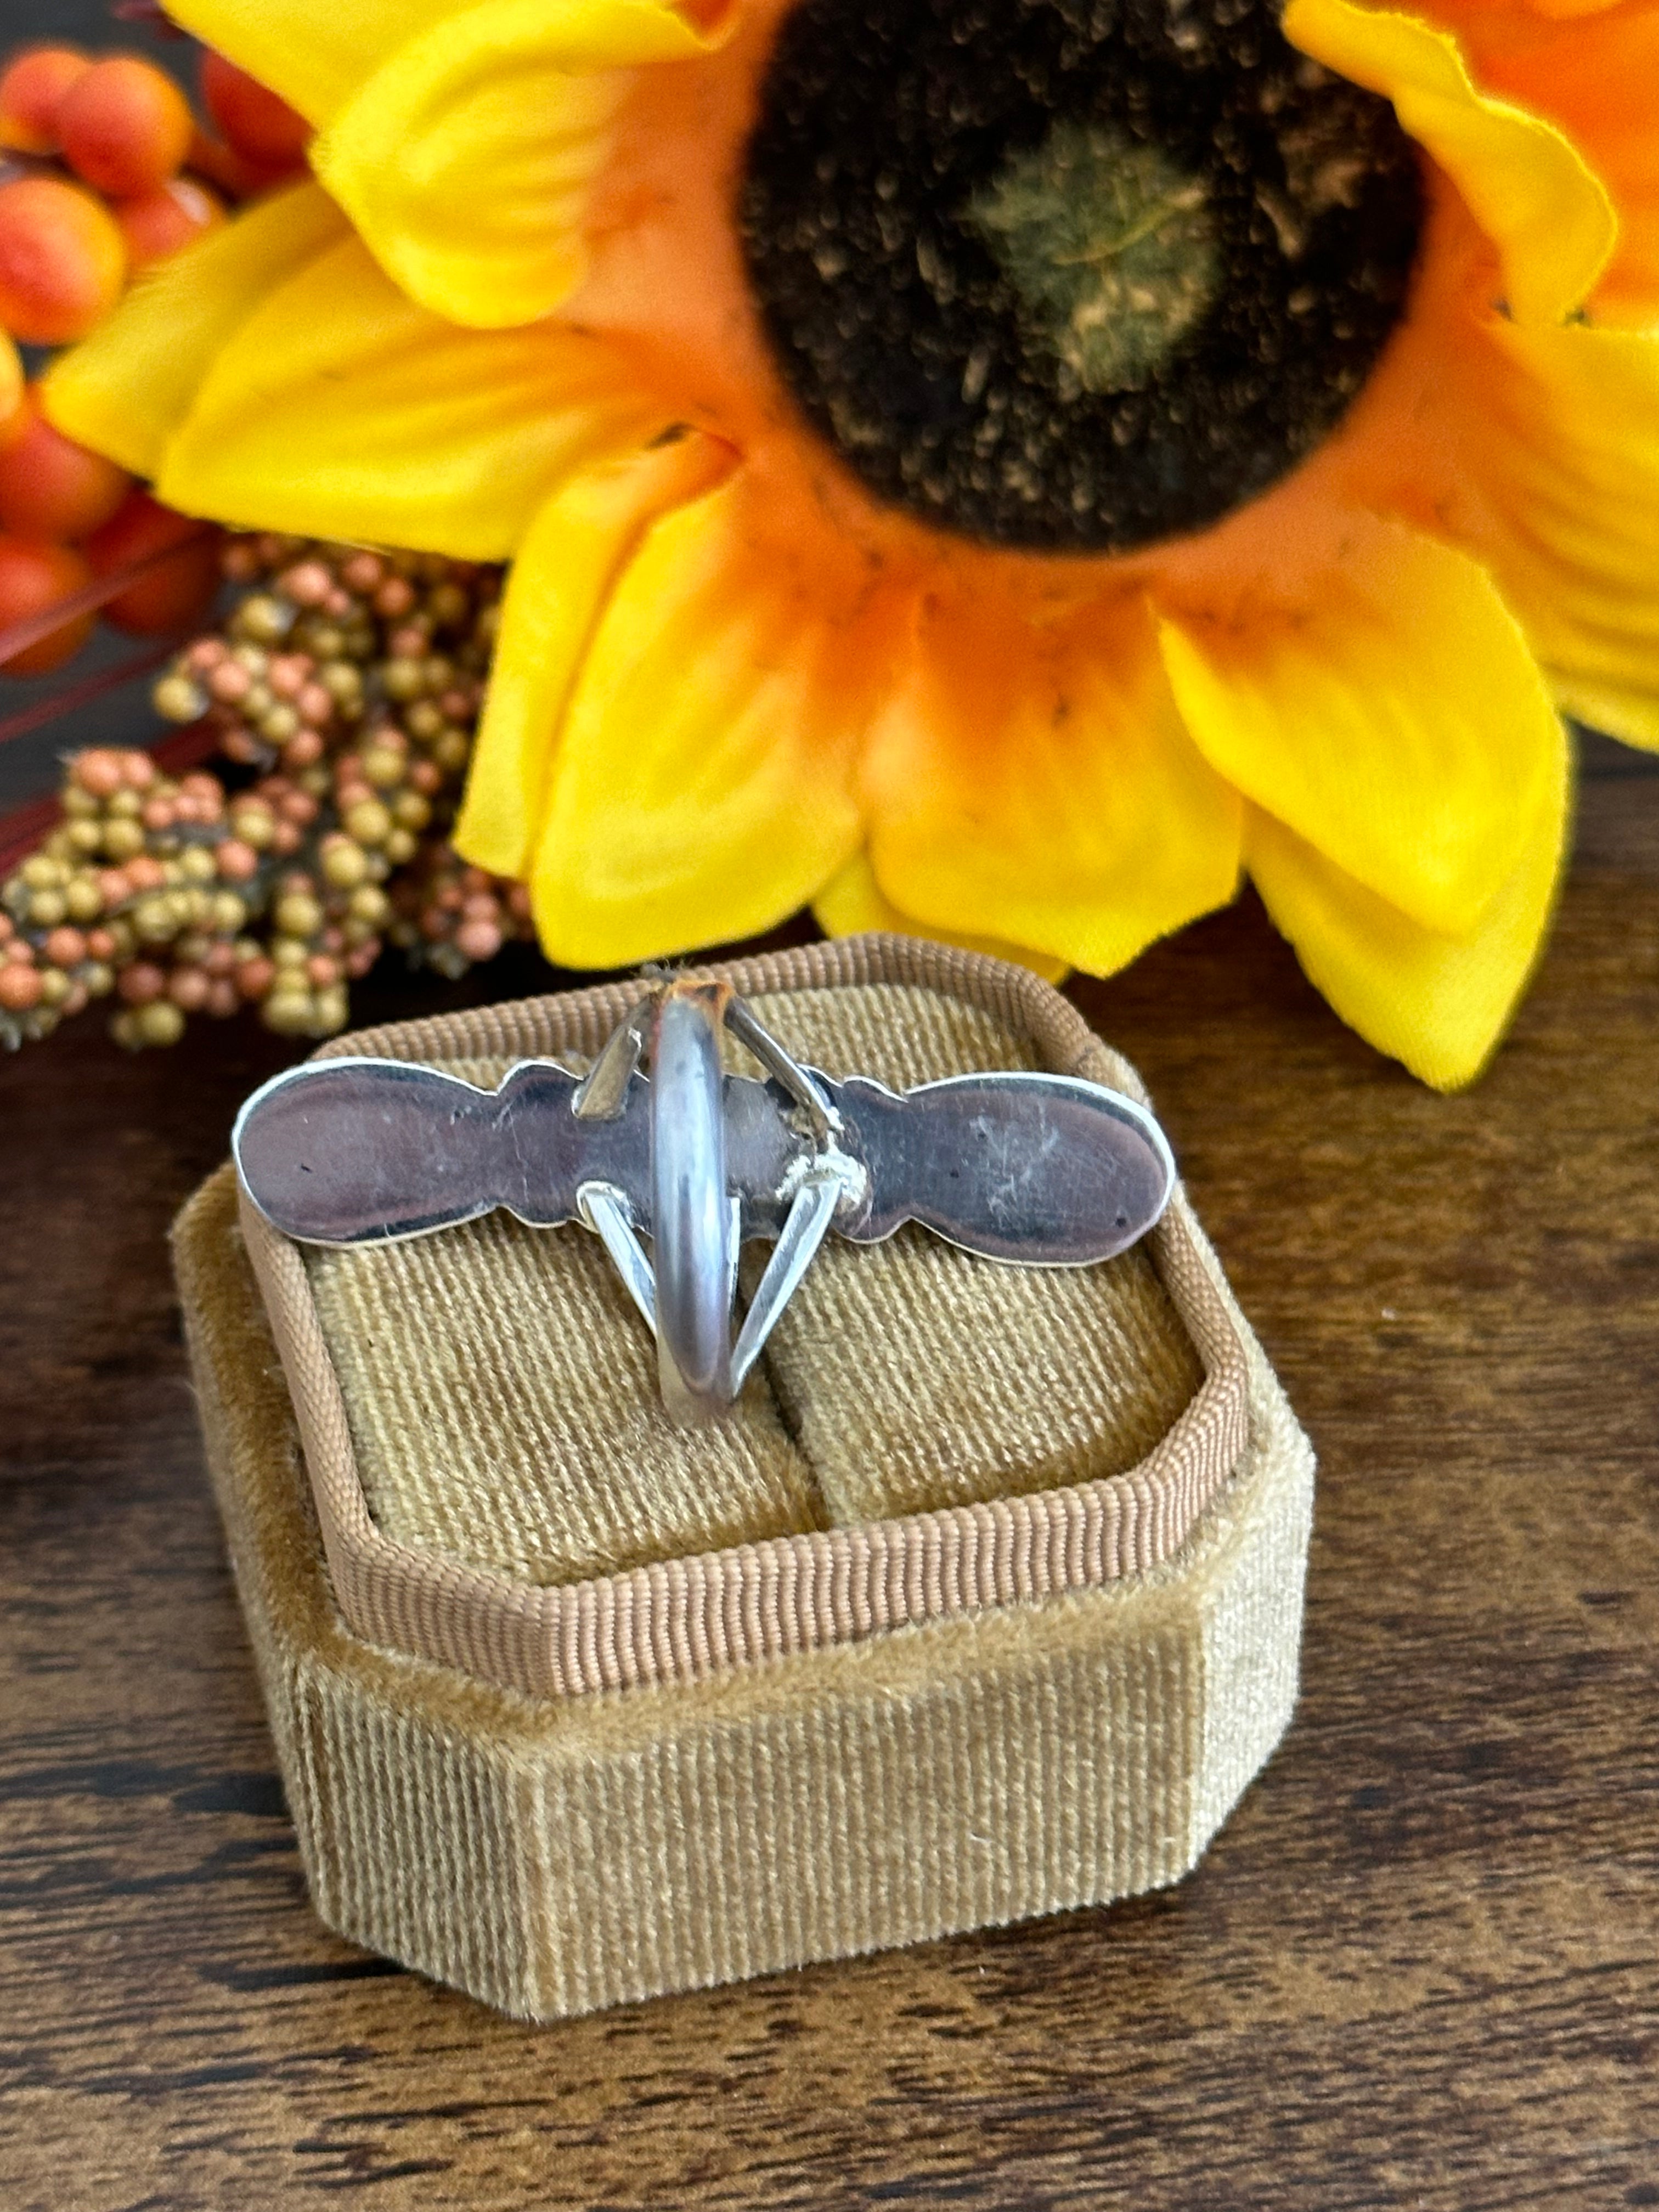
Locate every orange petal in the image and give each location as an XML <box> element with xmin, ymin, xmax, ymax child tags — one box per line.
<box><xmin>1447</xmin><ymin>2</ymin><xmax>1659</xmax><ymax>326</ymax></box>
<box><xmin>812</xmin><ymin>853</ymin><xmax>1070</xmax><ymax>985</ymax></box>
<box><xmin>527</xmin><ymin>469</ymin><xmax>889</xmax><ymax>966</ymax></box>
<box><xmin>1417</xmin><ymin>1</ymin><xmax>1644</xmax><ymax>32</ymax></box>
<box><xmin>1157</xmin><ymin>516</ymin><xmax>1560</xmax><ymax>937</ymax></box>
<box><xmin>859</xmin><ymin>587</ymin><xmax>1240</xmax><ymax>977</ymax></box>
<box><xmin>1245</xmin><ymin>707</ymin><xmax>1568</xmax><ymax>1089</ymax></box>
<box><xmin>454</xmin><ymin>428</ymin><xmax>735</xmax><ymax>882</ymax></box>
<box><xmin>1284</xmin><ymin>0</ymin><xmax>1615</xmax><ymax>324</ymax></box>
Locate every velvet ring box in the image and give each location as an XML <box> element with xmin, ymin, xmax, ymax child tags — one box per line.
<box><xmin>172</xmin><ymin>934</ymin><xmax>1314</xmax><ymax>2021</ymax></box>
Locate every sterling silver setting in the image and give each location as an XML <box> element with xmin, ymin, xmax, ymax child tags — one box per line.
<box><xmin>233</xmin><ymin>976</ymin><xmax>1176</xmax><ymax>1425</ymax></box>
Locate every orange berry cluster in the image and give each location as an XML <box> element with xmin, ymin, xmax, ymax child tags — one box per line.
<box><xmin>0</xmin><ymin>747</ymin><xmax>256</xmax><ymax>1045</ymax></box>
<box><xmin>387</xmin><ymin>842</ymin><xmax>535</xmax><ymax>981</ymax></box>
<box><xmin>0</xmin><ymin>47</ymin><xmax>196</xmax><ymax>347</ymax></box>
<box><xmin>0</xmin><ymin>533</ymin><xmax>534</xmax><ymax>1051</ymax></box>
<box><xmin>0</xmin><ymin>41</ymin><xmax>310</xmax><ymax>674</ymax></box>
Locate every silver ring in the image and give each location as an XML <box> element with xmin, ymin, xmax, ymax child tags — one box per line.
<box><xmin>232</xmin><ymin>973</ymin><xmax>1178</xmax><ymax>1429</ymax></box>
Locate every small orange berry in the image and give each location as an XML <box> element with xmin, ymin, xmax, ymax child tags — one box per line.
<box><xmin>199</xmin><ymin>52</ymin><xmax>311</xmax><ymax>171</ymax></box>
<box><xmin>168</xmin><ymin>965</ymin><xmax>210</xmax><ymax>1012</ymax></box>
<box><xmin>75</xmin><ymin>748</ymin><xmax>126</xmax><ymax>798</ymax></box>
<box><xmin>117</xmin><ymin>961</ymin><xmax>166</xmax><ymax>1006</ymax></box>
<box><xmin>0</xmin><ymin>392</ymin><xmax>131</xmax><ymax>541</ymax></box>
<box><xmin>0</xmin><ymin>535</ymin><xmax>94</xmax><ymax>676</ymax></box>
<box><xmin>0</xmin><ymin>176</ymin><xmax>127</xmax><ymax>346</ymax></box>
<box><xmin>0</xmin><ymin>962</ymin><xmax>44</xmax><ymax>1013</ymax></box>
<box><xmin>83</xmin><ymin>490</ymin><xmax>222</xmax><ymax>634</ymax></box>
<box><xmin>456</xmin><ymin>918</ymin><xmax>503</xmax><ymax>963</ymax></box>
<box><xmin>43</xmin><ymin>926</ymin><xmax>86</xmax><ymax>968</ymax></box>
<box><xmin>58</xmin><ymin>56</ymin><xmax>193</xmax><ymax>200</ymax></box>
<box><xmin>113</xmin><ymin>174</ymin><xmax>223</xmax><ymax>270</ymax></box>
<box><xmin>216</xmin><ymin>839</ymin><xmax>258</xmax><ymax>883</ymax></box>
<box><xmin>0</xmin><ymin>46</ymin><xmax>92</xmax><ymax>156</ymax></box>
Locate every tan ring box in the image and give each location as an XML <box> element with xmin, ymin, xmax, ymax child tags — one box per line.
<box><xmin>173</xmin><ymin>935</ymin><xmax>1314</xmax><ymax>2020</ymax></box>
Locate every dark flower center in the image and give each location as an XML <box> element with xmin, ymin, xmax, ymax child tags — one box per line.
<box><xmin>741</xmin><ymin>0</ymin><xmax>1424</xmax><ymax>554</ymax></box>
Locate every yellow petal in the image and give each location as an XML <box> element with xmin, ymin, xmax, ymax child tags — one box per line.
<box><xmin>860</xmin><ymin>590</ymin><xmax>1240</xmax><ymax>977</ymax></box>
<box><xmin>153</xmin><ymin>233</ymin><xmax>669</xmax><ymax>556</ymax></box>
<box><xmin>316</xmin><ymin>0</ymin><xmax>716</xmax><ymax>329</ymax></box>
<box><xmin>42</xmin><ymin>181</ymin><xmax>348</xmax><ymax>479</ymax></box>
<box><xmin>1551</xmin><ymin>679</ymin><xmax>1659</xmax><ymax>753</ymax></box>
<box><xmin>812</xmin><ymin>853</ymin><xmax>1071</xmax><ymax>985</ymax></box>
<box><xmin>165</xmin><ymin>0</ymin><xmax>475</xmax><ymax>127</ymax></box>
<box><xmin>1284</xmin><ymin>0</ymin><xmax>1615</xmax><ymax>324</ymax></box>
<box><xmin>527</xmin><ymin>471</ymin><xmax>880</xmax><ymax>966</ymax></box>
<box><xmin>454</xmin><ymin>429</ymin><xmax>735</xmax><ymax>881</ymax></box>
<box><xmin>1245</xmin><ymin>714</ymin><xmax>1568</xmax><ymax>1089</ymax></box>
<box><xmin>1157</xmin><ymin>517</ymin><xmax>1559</xmax><ymax>938</ymax></box>
<box><xmin>1457</xmin><ymin>320</ymin><xmax>1659</xmax><ymax>752</ymax></box>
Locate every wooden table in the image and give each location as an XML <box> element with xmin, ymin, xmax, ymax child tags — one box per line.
<box><xmin>3</xmin><ymin>740</ymin><xmax>1655</xmax><ymax>2210</ymax></box>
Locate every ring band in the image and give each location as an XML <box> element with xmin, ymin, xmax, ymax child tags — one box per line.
<box><xmin>650</xmin><ymin>986</ymin><xmax>738</xmax><ymax>1422</ymax></box>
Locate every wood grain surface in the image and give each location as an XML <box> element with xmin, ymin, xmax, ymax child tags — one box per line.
<box><xmin>2</xmin><ymin>744</ymin><xmax>1656</xmax><ymax>2211</ymax></box>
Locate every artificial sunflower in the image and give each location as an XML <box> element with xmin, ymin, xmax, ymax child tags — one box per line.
<box><xmin>43</xmin><ymin>0</ymin><xmax>1659</xmax><ymax>1086</ymax></box>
